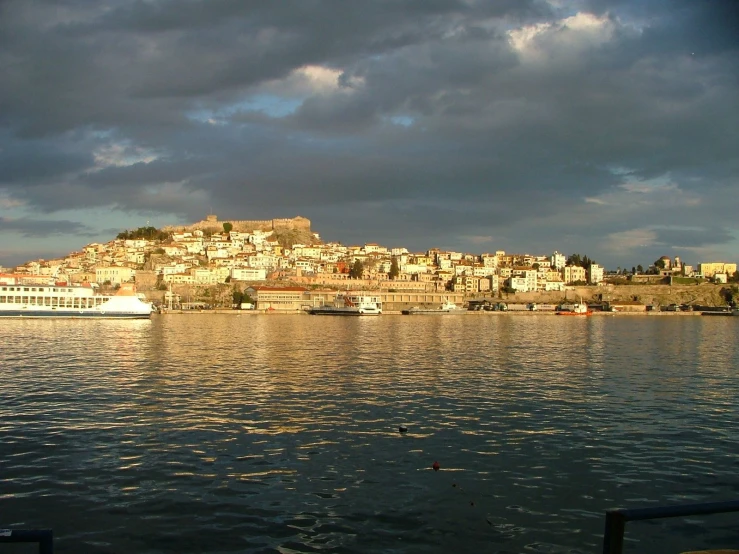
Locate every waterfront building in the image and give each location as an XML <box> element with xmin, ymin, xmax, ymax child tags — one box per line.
<box><xmin>245</xmin><ymin>286</ymin><xmax>308</xmax><ymax>311</ymax></box>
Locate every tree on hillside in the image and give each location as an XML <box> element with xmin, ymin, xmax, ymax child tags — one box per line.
<box><xmin>117</xmin><ymin>226</ymin><xmax>169</xmax><ymax>241</ymax></box>
<box><xmin>232</xmin><ymin>287</ymin><xmax>243</xmax><ymax>306</ymax></box>
<box><xmin>389</xmin><ymin>256</ymin><xmax>400</xmax><ymax>280</ymax></box>
<box><xmin>637</xmin><ymin>264</ymin><xmax>644</xmax><ymax>274</ymax></box>
<box><xmin>223</xmin><ymin>222</ymin><xmax>233</xmax><ymax>233</ymax></box>
<box><xmin>654</xmin><ymin>258</ymin><xmax>666</xmax><ymax>269</ymax></box>
<box><xmin>350</xmin><ymin>260</ymin><xmax>364</xmax><ymax>279</ymax></box>
<box><xmin>566</xmin><ymin>253</ymin><xmax>595</xmax><ymax>268</ymax></box>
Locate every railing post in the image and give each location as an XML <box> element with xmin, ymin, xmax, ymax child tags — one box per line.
<box><xmin>603</xmin><ymin>510</ymin><xmax>626</xmax><ymax>554</ymax></box>
<box><xmin>0</xmin><ymin>529</ymin><xmax>53</xmax><ymax>553</ymax></box>
<box><xmin>39</xmin><ymin>529</ymin><xmax>54</xmax><ymax>554</ymax></box>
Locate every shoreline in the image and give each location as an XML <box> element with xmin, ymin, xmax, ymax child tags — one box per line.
<box><xmin>155</xmin><ymin>309</ymin><xmax>707</xmax><ymax>316</ymax></box>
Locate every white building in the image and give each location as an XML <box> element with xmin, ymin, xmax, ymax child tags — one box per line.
<box><xmin>95</xmin><ymin>266</ymin><xmax>134</xmax><ymax>285</ymax></box>
<box><xmin>551</xmin><ymin>251</ymin><xmax>566</xmax><ymax>271</ymax></box>
<box><xmin>231</xmin><ymin>268</ymin><xmax>267</xmax><ymax>281</ymax></box>
<box><xmin>588</xmin><ymin>263</ymin><xmax>604</xmax><ymax>284</ymax></box>
<box><xmin>509</xmin><ymin>276</ymin><xmax>532</xmax><ymax>292</ymax></box>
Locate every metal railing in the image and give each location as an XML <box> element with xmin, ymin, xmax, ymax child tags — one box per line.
<box><xmin>0</xmin><ymin>529</ymin><xmax>53</xmax><ymax>553</ymax></box>
<box><xmin>603</xmin><ymin>500</ymin><xmax>739</xmax><ymax>554</ymax></box>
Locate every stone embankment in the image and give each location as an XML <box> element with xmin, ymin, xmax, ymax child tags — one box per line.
<box><xmin>144</xmin><ymin>283</ymin><xmax>732</xmax><ymax>309</ymax></box>
<box><xmin>493</xmin><ymin>283</ymin><xmax>728</xmax><ymax>307</ymax></box>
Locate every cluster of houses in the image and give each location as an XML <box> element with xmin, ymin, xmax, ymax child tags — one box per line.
<box><xmin>1</xmin><ymin>226</ymin><xmax>736</xmax><ymax>295</ymax></box>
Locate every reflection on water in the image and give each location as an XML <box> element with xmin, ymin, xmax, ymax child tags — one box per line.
<box><xmin>1</xmin><ymin>315</ymin><xmax>739</xmax><ymax>553</ymax></box>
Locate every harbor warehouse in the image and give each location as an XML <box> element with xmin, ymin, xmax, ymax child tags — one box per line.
<box><xmin>246</xmin><ymin>286</ymin><xmax>308</xmax><ymax>311</ymax></box>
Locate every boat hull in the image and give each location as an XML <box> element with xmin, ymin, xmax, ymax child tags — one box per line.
<box><xmin>401</xmin><ymin>310</ymin><xmax>466</xmax><ymax>315</ymax></box>
<box><xmin>309</xmin><ymin>308</ymin><xmax>380</xmax><ymax>316</ymax></box>
<box><xmin>0</xmin><ymin>309</ymin><xmax>151</xmax><ymax>318</ymax></box>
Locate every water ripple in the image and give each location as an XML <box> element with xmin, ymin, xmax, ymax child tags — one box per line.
<box><xmin>1</xmin><ymin>315</ymin><xmax>738</xmax><ymax>553</ymax></box>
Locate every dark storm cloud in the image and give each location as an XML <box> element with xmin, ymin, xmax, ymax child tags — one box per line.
<box><xmin>0</xmin><ymin>135</ymin><xmax>92</xmax><ymax>185</ymax></box>
<box><xmin>0</xmin><ymin>0</ymin><xmax>738</xmax><ymax>267</ymax></box>
<box><xmin>652</xmin><ymin>227</ymin><xmax>735</xmax><ymax>249</ymax></box>
<box><xmin>0</xmin><ymin>216</ymin><xmax>96</xmax><ymax>238</ymax></box>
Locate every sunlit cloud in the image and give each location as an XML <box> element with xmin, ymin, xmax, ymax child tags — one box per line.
<box><xmin>603</xmin><ymin>228</ymin><xmax>658</xmax><ymax>253</ymax></box>
<box><xmin>508</xmin><ymin>12</ymin><xmax>615</xmax><ymax>62</ymax></box>
<box><xmin>92</xmin><ymin>142</ymin><xmax>158</xmax><ymax>169</ymax></box>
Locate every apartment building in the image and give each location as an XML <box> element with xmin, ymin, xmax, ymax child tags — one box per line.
<box><xmin>563</xmin><ymin>265</ymin><xmax>587</xmax><ymax>284</ymax></box>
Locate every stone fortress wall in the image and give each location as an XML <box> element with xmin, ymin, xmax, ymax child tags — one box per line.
<box><xmin>164</xmin><ymin>215</ymin><xmax>311</xmax><ymax>233</ymax></box>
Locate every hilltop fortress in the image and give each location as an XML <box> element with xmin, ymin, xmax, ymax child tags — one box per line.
<box><xmin>164</xmin><ymin>214</ymin><xmax>311</xmax><ymax>234</ymax></box>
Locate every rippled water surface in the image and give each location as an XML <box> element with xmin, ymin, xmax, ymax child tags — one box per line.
<box><xmin>2</xmin><ymin>314</ymin><xmax>739</xmax><ymax>553</ymax></box>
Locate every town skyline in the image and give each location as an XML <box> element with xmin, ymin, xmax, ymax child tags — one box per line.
<box><xmin>2</xmin><ymin>215</ymin><xmax>736</xmax><ymax>283</ymax></box>
<box><xmin>1</xmin><ymin>1</ymin><xmax>738</xmax><ymax>269</ymax></box>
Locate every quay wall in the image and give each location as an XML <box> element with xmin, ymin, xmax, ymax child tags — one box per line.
<box><xmin>489</xmin><ymin>283</ymin><xmax>728</xmax><ymax>307</ymax></box>
<box><xmin>141</xmin><ymin>283</ymin><xmax>731</xmax><ymax>309</ymax></box>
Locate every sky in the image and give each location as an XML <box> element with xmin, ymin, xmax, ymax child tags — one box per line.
<box><xmin>1</xmin><ymin>0</ymin><xmax>738</xmax><ymax>270</ymax></box>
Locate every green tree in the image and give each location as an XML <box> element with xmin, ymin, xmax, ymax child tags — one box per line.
<box><xmin>117</xmin><ymin>226</ymin><xmax>169</xmax><ymax>241</ymax></box>
<box><xmin>350</xmin><ymin>259</ymin><xmax>364</xmax><ymax>279</ymax></box>
<box><xmin>223</xmin><ymin>222</ymin><xmax>233</xmax><ymax>233</ymax></box>
<box><xmin>566</xmin><ymin>254</ymin><xmax>595</xmax><ymax>268</ymax></box>
<box><xmin>232</xmin><ymin>288</ymin><xmax>243</xmax><ymax>305</ymax></box>
<box><xmin>637</xmin><ymin>264</ymin><xmax>644</xmax><ymax>273</ymax></box>
<box><xmin>729</xmin><ymin>271</ymin><xmax>739</xmax><ymax>283</ymax></box>
<box><xmin>720</xmin><ymin>285</ymin><xmax>738</xmax><ymax>305</ymax></box>
<box><xmin>567</xmin><ymin>253</ymin><xmax>582</xmax><ymax>267</ymax></box>
<box><xmin>389</xmin><ymin>256</ymin><xmax>400</xmax><ymax>280</ymax></box>
<box><xmin>654</xmin><ymin>258</ymin><xmax>666</xmax><ymax>269</ymax></box>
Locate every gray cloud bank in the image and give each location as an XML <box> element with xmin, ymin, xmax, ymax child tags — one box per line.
<box><xmin>1</xmin><ymin>0</ymin><xmax>738</xmax><ymax>267</ymax></box>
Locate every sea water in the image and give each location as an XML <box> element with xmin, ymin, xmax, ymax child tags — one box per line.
<box><xmin>1</xmin><ymin>315</ymin><xmax>738</xmax><ymax>553</ymax></box>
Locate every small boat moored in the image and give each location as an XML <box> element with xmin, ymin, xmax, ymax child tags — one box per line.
<box><xmin>402</xmin><ymin>299</ymin><xmax>466</xmax><ymax>315</ymax></box>
<box><xmin>308</xmin><ymin>292</ymin><xmax>382</xmax><ymax>316</ymax></box>
<box><xmin>556</xmin><ymin>298</ymin><xmax>593</xmax><ymax>316</ymax></box>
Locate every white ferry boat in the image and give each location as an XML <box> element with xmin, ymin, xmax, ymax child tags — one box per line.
<box><xmin>308</xmin><ymin>292</ymin><xmax>382</xmax><ymax>316</ymax></box>
<box><xmin>0</xmin><ymin>282</ymin><xmax>154</xmax><ymax>319</ymax></box>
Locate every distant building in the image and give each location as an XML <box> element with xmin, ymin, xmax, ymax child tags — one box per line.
<box><xmin>588</xmin><ymin>263</ymin><xmax>604</xmax><ymax>284</ymax></box>
<box><xmin>245</xmin><ymin>286</ymin><xmax>308</xmax><ymax>311</ymax></box>
<box><xmin>95</xmin><ymin>266</ymin><xmax>134</xmax><ymax>285</ymax></box>
<box><xmin>551</xmin><ymin>251</ymin><xmax>566</xmax><ymax>271</ymax></box>
<box><xmin>563</xmin><ymin>265</ymin><xmax>587</xmax><ymax>284</ymax></box>
<box><xmin>698</xmin><ymin>262</ymin><xmax>737</xmax><ymax>278</ymax></box>
<box><xmin>231</xmin><ymin>268</ymin><xmax>267</xmax><ymax>281</ymax></box>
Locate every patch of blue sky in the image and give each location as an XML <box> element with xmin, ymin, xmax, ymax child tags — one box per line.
<box><xmin>290</xmin><ymin>131</ymin><xmax>365</xmax><ymax>152</ymax></box>
<box><xmin>187</xmin><ymin>94</ymin><xmax>302</xmax><ymax>123</ymax></box>
<box><xmin>607</xmin><ymin>165</ymin><xmax>636</xmax><ymax>176</ymax></box>
<box><xmin>389</xmin><ymin>115</ymin><xmax>415</xmax><ymax>127</ymax></box>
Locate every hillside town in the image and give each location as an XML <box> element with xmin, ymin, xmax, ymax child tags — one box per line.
<box><xmin>0</xmin><ymin>215</ymin><xmax>737</xmax><ymax>306</ymax></box>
